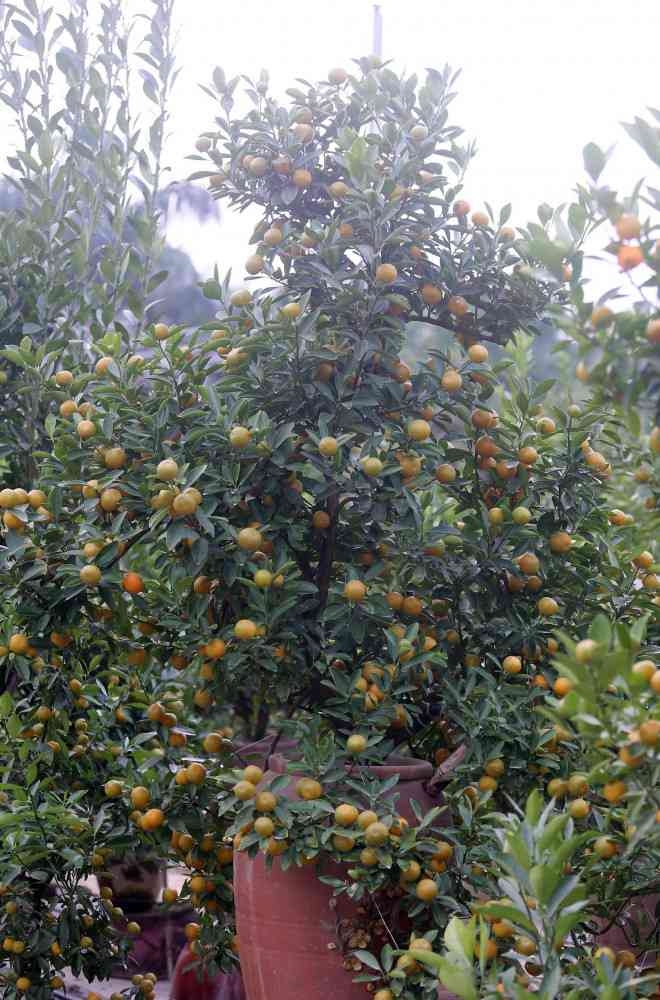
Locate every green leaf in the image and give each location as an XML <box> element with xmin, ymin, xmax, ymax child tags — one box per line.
<box><xmin>352</xmin><ymin>950</ymin><xmax>381</xmax><ymax>972</ymax></box>
<box><xmin>537</xmin><ymin>203</ymin><xmax>554</xmax><ymax>225</ymax></box>
<box><xmin>525</xmin><ymin>789</ymin><xmax>544</xmax><ymax>826</ymax></box>
<box><xmin>588</xmin><ymin>614</ymin><xmax>611</xmax><ymax>646</ymax></box>
<box><xmin>529</xmin><ymin>863</ymin><xmax>558</xmax><ymax>905</ymax></box>
<box><xmin>147</xmin><ymin>270</ymin><xmax>169</xmax><ymax>293</ymax></box>
<box><xmin>622</xmin><ymin>116</ymin><xmax>660</xmax><ymax>167</ymax></box>
<box><xmin>347</xmin><ymin>136</ymin><xmax>368</xmax><ymax>183</ymax></box>
<box><xmin>38</xmin><ymin>130</ymin><xmax>53</xmax><ymax>166</ymax></box>
<box><xmin>537</xmin><ymin>813</ymin><xmax>569</xmax><ymax>852</ymax></box>
<box><xmin>410</xmin><ymin>952</ymin><xmax>477</xmax><ymax>1000</ymax></box>
<box><xmin>532</xmin><ymin>378</ymin><xmax>556</xmax><ymax>399</ymax></box>
<box><xmin>626</xmin><ymin>408</ymin><xmax>641</xmax><ymax>438</ymax></box>
<box><xmin>539</xmin><ymin>958</ymin><xmax>561</xmax><ymax>999</ymax></box>
<box><xmin>98</xmin><ymin>332</ymin><xmax>122</xmax><ymax>355</ymax></box>
<box><xmin>7</xmin><ymin>715</ymin><xmax>21</xmax><ymax>738</ymax></box>
<box><xmin>126</xmin><ymin>286</ymin><xmax>144</xmax><ymax>318</ymax></box>
<box><xmin>166</xmin><ymin>522</ymin><xmax>198</xmax><ymax>549</ymax></box>
<box><xmin>526</xmin><ymin>237</ymin><xmax>567</xmax><ymax>278</ymax></box>
<box><xmin>583</xmin><ymin>142</ymin><xmax>607</xmax><ymax>181</ymax></box>
<box><xmin>554</xmin><ymin>901</ymin><xmax>590</xmax><ymax>943</ymax></box>
<box><xmin>444</xmin><ymin>916</ymin><xmax>475</xmax><ymax>962</ymax></box>
<box><xmin>546</xmin><ymin>874</ymin><xmax>583</xmax><ymax>917</ymax></box>
<box><xmin>567</xmin><ymin>202</ymin><xmax>586</xmax><ymax>237</ymax></box>
<box><xmin>1</xmin><ymin>348</ymin><xmax>26</xmax><ymax>368</ymax></box>
<box><xmin>630</xmin><ymin>614</ymin><xmax>649</xmax><ymax>647</ymax></box>
<box><xmin>202</xmin><ymin>279</ymin><xmax>224</xmax><ymax>299</ymax></box>
<box><xmin>478</xmin><ymin>902</ymin><xmax>535</xmax><ymax>934</ymax></box>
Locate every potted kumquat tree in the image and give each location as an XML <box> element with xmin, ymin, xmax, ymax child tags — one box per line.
<box><xmin>0</xmin><ymin>23</ymin><xmax>658</xmax><ymax>1000</ymax></box>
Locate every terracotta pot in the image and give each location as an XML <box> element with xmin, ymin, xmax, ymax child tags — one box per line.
<box><xmin>171</xmin><ymin>945</ymin><xmax>245</xmax><ymax>1000</ymax></box>
<box><xmin>595</xmin><ymin>892</ymin><xmax>659</xmax><ymax>968</ymax></box>
<box><xmin>234</xmin><ymin>753</ymin><xmax>457</xmax><ymax>1000</ymax></box>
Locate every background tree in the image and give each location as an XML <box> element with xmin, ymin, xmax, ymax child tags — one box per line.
<box><xmin>0</xmin><ymin>0</ymin><xmax>184</xmax><ymax>484</ymax></box>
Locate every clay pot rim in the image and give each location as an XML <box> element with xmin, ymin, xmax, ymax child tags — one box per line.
<box><xmin>268</xmin><ymin>751</ymin><xmax>434</xmax><ymax>781</ymax></box>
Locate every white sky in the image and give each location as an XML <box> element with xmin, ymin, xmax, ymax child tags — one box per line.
<box><xmin>166</xmin><ymin>0</ymin><xmax>660</xmax><ymax>277</ymax></box>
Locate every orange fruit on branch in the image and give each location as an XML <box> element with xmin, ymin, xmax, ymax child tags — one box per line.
<box><xmin>614</xmin><ymin>214</ymin><xmax>640</xmax><ymax>240</ymax></box>
<box><xmin>80</xmin><ymin>564</ymin><xmax>102</xmax><ymax>587</ymax></box>
<box><xmin>123</xmin><ymin>572</ymin><xmax>144</xmax><ymax>594</ymax></box>
<box><xmin>617</xmin><ymin>244</ymin><xmax>643</xmax><ymax>270</ymax></box>
<box><xmin>344</xmin><ymin>579</ymin><xmax>367</xmax><ymax>602</ymax></box>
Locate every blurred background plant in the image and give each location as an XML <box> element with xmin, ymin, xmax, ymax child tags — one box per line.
<box><xmin>0</xmin><ymin>0</ymin><xmax>217</xmax><ymax>484</ymax></box>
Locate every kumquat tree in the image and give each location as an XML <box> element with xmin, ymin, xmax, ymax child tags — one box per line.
<box><xmin>0</xmin><ymin>21</ymin><xmax>658</xmax><ymax>1000</ymax></box>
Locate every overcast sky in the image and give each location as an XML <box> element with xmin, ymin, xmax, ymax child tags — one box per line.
<box><xmin>165</xmin><ymin>0</ymin><xmax>660</xmax><ymax>277</ymax></box>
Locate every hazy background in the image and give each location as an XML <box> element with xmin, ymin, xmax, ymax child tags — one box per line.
<box><xmin>165</xmin><ymin>0</ymin><xmax>660</xmax><ymax>276</ymax></box>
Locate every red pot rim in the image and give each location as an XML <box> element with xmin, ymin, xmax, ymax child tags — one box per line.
<box><xmin>268</xmin><ymin>751</ymin><xmax>434</xmax><ymax>781</ymax></box>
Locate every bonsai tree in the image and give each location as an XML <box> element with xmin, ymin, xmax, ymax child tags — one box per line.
<box><xmin>0</xmin><ymin>56</ymin><xmax>657</xmax><ymax>1000</ymax></box>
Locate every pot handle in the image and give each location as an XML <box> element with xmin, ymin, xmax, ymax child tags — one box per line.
<box><xmin>425</xmin><ymin>743</ymin><xmax>467</xmax><ymax>793</ymax></box>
